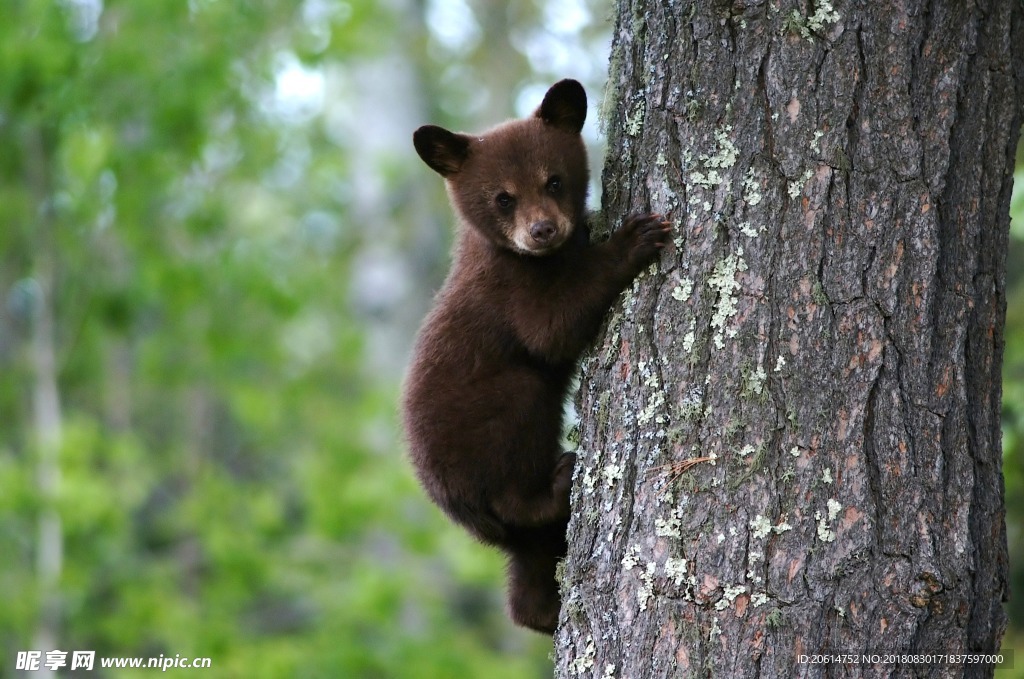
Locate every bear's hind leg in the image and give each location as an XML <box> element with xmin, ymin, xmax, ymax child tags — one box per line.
<box><xmin>505</xmin><ymin>536</ymin><xmax>565</xmax><ymax>634</ymax></box>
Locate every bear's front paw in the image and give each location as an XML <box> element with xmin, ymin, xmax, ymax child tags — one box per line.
<box><xmin>616</xmin><ymin>212</ymin><xmax>673</xmax><ymax>266</ymax></box>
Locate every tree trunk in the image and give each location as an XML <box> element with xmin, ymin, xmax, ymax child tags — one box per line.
<box><xmin>556</xmin><ymin>0</ymin><xmax>1023</xmax><ymax>677</ymax></box>
<box><xmin>25</xmin><ymin>126</ymin><xmax>63</xmax><ymax>679</ymax></box>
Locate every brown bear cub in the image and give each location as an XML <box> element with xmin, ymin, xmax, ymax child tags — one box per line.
<box><xmin>402</xmin><ymin>79</ymin><xmax>671</xmax><ymax>634</ymax></box>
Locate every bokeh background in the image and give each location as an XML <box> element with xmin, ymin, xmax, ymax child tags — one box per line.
<box><xmin>0</xmin><ymin>1</ymin><xmax>1020</xmax><ymax>677</ymax></box>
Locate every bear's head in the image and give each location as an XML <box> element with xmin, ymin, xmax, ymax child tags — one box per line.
<box><xmin>413</xmin><ymin>79</ymin><xmax>589</xmax><ymax>256</ymax></box>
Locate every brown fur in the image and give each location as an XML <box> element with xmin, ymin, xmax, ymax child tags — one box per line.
<box><xmin>402</xmin><ymin>79</ymin><xmax>671</xmax><ymax>634</ymax></box>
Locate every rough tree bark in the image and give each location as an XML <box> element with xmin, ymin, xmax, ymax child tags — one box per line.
<box><xmin>556</xmin><ymin>0</ymin><xmax>1023</xmax><ymax>677</ymax></box>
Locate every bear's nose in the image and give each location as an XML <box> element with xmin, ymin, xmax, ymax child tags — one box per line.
<box><xmin>530</xmin><ymin>220</ymin><xmax>556</xmax><ymax>244</ymax></box>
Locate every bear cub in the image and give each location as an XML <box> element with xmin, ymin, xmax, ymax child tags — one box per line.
<box><xmin>402</xmin><ymin>79</ymin><xmax>671</xmax><ymax>634</ymax></box>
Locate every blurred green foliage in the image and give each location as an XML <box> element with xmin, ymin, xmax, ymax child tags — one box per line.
<box><xmin>1000</xmin><ymin>135</ymin><xmax>1024</xmax><ymax>677</ymax></box>
<box><xmin>0</xmin><ymin>0</ymin><xmax>612</xmax><ymax>676</ymax></box>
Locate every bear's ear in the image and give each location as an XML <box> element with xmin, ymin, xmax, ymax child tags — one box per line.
<box><xmin>414</xmin><ymin>125</ymin><xmax>470</xmax><ymax>177</ymax></box>
<box><xmin>535</xmin><ymin>79</ymin><xmax>587</xmax><ymax>134</ymax></box>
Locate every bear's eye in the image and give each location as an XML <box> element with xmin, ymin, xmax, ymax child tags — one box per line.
<box><xmin>546</xmin><ymin>176</ymin><xmax>562</xmax><ymax>194</ymax></box>
<box><xmin>495</xmin><ymin>192</ymin><xmax>515</xmax><ymax>210</ymax></box>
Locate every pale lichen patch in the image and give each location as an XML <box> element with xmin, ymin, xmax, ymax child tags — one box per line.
<box><xmin>665</xmin><ymin>557</ymin><xmax>688</xmax><ymax>585</ymax></box>
<box><xmin>816</xmin><ymin>517</ymin><xmax>835</xmax><ymax>542</ymax></box>
<box><xmin>601</xmin><ymin>463</ymin><xmax>623</xmax><ymax>488</ymax></box>
<box><xmin>811</xmin><ymin>130</ymin><xmax>824</xmax><ymax>154</ymax></box>
<box><xmin>622</xmin><ymin>544</ymin><xmax>641</xmax><ymax>571</ymax></box>
<box><xmin>715</xmin><ymin>584</ymin><xmax>747</xmax><ymax>611</ymax></box>
<box><xmin>750</xmin><ymin>515</ymin><xmax>773</xmax><ymax>539</ymax></box>
<box><xmin>655</xmin><ymin>515</ymin><xmax>681</xmax><ymax>538</ymax></box>
<box><xmin>637</xmin><ymin>363</ymin><xmax>667</xmax><ymax>426</ymax></box>
<box><xmin>742</xmin><ymin>167</ymin><xmax>763</xmax><ymax>206</ymax></box>
<box><xmin>807</xmin><ymin>0</ymin><xmax>840</xmax><ymax>33</ymax></box>
<box><xmin>745</xmin><ymin>365</ymin><xmax>768</xmax><ymax>396</ymax></box>
<box><xmin>739</xmin><ymin>221</ymin><xmax>761</xmax><ymax>237</ymax></box>
<box><xmin>690</xmin><ymin>169</ymin><xmax>722</xmax><ymax>189</ymax></box>
<box><xmin>815</xmin><ymin>500</ymin><xmax>842</xmax><ymax>543</ymax></box>
<box><xmin>706</xmin><ymin>126</ymin><xmax>739</xmax><ymax>169</ymax></box>
<box><xmin>785</xmin><ymin>0</ymin><xmax>840</xmax><ymax>40</ymax></box>
<box><xmin>681</xmin><ymin>324</ymin><xmax>697</xmax><ymax>354</ymax></box>
<box><xmin>689</xmin><ymin>125</ymin><xmax>739</xmax><ymax>190</ymax></box>
<box><xmin>637</xmin><ymin>391</ymin><xmax>666</xmax><ymax>426</ymax></box>
<box><xmin>671</xmin><ymin>277</ymin><xmax>694</xmax><ymax>302</ymax></box>
<box><xmin>626</xmin><ymin>98</ymin><xmax>646</xmax><ymax>137</ymax></box>
<box><xmin>788</xmin><ymin>168</ymin><xmax>813</xmax><ymax>198</ymax></box>
<box><xmin>570</xmin><ymin>635</ymin><xmax>596</xmax><ymax>674</ymax></box>
<box><xmin>581</xmin><ymin>465</ymin><xmax>597</xmax><ymax>495</ymax></box>
<box><xmin>638</xmin><ymin>561</ymin><xmax>656</xmax><ymax>610</ymax></box>
<box><xmin>708</xmin><ymin>248</ymin><xmax>748</xmax><ymax>348</ymax></box>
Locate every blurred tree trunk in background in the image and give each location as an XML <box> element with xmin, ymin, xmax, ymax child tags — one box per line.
<box><xmin>557</xmin><ymin>0</ymin><xmax>1023</xmax><ymax>676</ymax></box>
<box><xmin>24</xmin><ymin>125</ymin><xmax>63</xmax><ymax>679</ymax></box>
<box><xmin>475</xmin><ymin>2</ymin><xmax>531</xmax><ymax>122</ymax></box>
